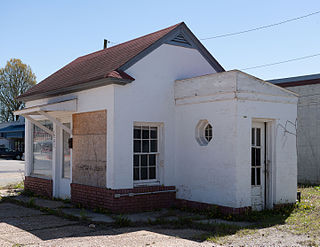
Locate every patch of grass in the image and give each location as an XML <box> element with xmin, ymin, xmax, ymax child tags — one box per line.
<box><xmin>27</xmin><ymin>197</ymin><xmax>35</xmax><ymax>207</ymax></box>
<box><xmin>173</xmin><ymin>216</ymin><xmax>193</xmax><ymax>228</ymax></box>
<box><xmin>192</xmin><ymin>232</ymin><xmax>219</xmax><ymax>243</ymax></box>
<box><xmin>21</xmin><ymin>189</ymin><xmax>35</xmax><ymax>197</ymax></box>
<box><xmin>297</xmin><ymin>239</ymin><xmax>319</xmax><ymax>247</ymax></box>
<box><xmin>0</xmin><ymin>181</ymin><xmax>24</xmax><ymax>190</ymax></box>
<box><xmin>93</xmin><ymin>207</ymin><xmax>111</xmax><ymax>215</ymax></box>
<box><xmin>114</xmin><ymin>215</ymin><xmax>132</xmax><ymax>227</ymax></box>
<box><xmin>79</xmin><ymin>209</ymin><xmax>88</xmax><ymax>221</ymax></box>
<box><xmin>284</xmin><ymin>185</ymin><xmax>320</xmax><ymax>238</ymax></box>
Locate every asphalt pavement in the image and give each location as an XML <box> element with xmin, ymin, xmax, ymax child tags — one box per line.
<box><xmin>0</xmin><ymin>159</ymin><xmax>25</xmax><ymax>187</ymax></box>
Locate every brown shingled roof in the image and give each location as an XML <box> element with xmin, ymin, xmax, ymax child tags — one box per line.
<box><xmin>20</xmin><ymin>22</ymin><xmax>183</xmax><ymax>100</ymax></box>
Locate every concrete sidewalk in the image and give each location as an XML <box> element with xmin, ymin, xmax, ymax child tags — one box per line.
<box><xmin>0</xmin><ymin>202</ymin><xmax>217</xmax><ymax>247</ymax></box>
<box><xmin>0</xmin><ymin>191</ymin><xmax>258</xmax><ymax>246</ymax></box>
<box><xmin>7</xmin><ymin>193</ymin><xmax>252</xmax><ymax>227</ymax></box>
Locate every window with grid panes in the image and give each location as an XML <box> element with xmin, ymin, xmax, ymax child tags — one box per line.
<box><xmin>133</xmin><ymin>125</ymin><xmax>158</xmax><ymax>181</ymax></box>
<box><xmin>251</xmin><ymin>127</ymin><xmax>261</xmax><ymax>186</ymax></box>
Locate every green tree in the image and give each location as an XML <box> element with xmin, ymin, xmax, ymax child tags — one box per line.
<box><xmin>0</xmin><ymin>58</ymin><xmax>36</xmax><ymax>122</ymax></box>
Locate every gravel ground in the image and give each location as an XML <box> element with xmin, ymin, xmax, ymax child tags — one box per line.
<box><xmin>215</xmin><ymin>226</ymin><xmax>319</xmax><ymax>247</ymax></box>
<box><xmin>28</xmin><ymin>228</ymin><xmax>218</xmax><ymax>247</ymax></box>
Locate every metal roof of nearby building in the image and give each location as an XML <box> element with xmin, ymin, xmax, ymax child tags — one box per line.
<box><xmin>0</xmin><ymin>124</ymin><xmax>25</xmax><ymax>133</ymax></box>
<box><xmin>268</xmin><ymin>73</ymin><xmax>320</xmax><ymax>87</ymax></box>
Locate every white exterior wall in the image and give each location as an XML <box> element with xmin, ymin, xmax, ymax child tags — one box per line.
<box><xmin>174</xmin><ymin>71</ymin><xmax>297</xmax><ymax>208</ymax></box>
<box><xmin>112</xmin><ymin>44</ymin><xmax>216</xmax><ymax>189</ymax></box>
<box><xmin>235</xmin><ymin>72</ymin><xmax>298</xmax><ymax>206</ymax></box>
<box><xmin>175</xmin><ymin>100</ymin><xmax>238</xmax><ymax>207</ymax></box>
<box><xmin>286</xmin><ymin>84</ymin><xmax>320</xmax><ymax>184</ymax></box>
<box><xmin>236</xmin><ymin>101</ymin><xmax>297</xmax><ymax>206</ymax></box>
<box><xmin>24</xmin><ymin>86</ymin><xmax>115</xmax><ymax>191</ymax></box>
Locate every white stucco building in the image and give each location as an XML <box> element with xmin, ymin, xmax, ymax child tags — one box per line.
<box><xmin>15</xmin><ymin>22</ymin><xmax>298</xmax><ymax>213</ymax></box>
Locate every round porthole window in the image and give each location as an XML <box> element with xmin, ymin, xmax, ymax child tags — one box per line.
<box><xmin>195</xmin><ymin>120</ymin><xmax>213</xmax><ymax>146</ymax></box>
<box><xmin>204</xmin><ymin>124</ymin><xmax>213</xmax><ymax>142</ymax></box>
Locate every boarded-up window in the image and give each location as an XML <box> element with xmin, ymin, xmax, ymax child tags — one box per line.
<box><xmin>72</xmin><ymin>110</ymin><xmax>106</xmax><ymax>187</ymax></box>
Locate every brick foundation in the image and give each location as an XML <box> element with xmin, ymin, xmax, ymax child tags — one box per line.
<box><xmin>71</xmin><ymin>183</ymin><xmax>176</xmax><ymax>213</ymax></box>
<box><xmin>24</xmin><ymin>176</ymin><xmax>53</xmax><ymax>198</ymax></box>
<box><xmin>176</xmin><ymin>199</ymin><xmax>251</xmax><ymax>215</ymax></box>
<box><xmin>71</xmin><ymin>183</ymin><xmax>250</xmax><ymax>215</ymax></box>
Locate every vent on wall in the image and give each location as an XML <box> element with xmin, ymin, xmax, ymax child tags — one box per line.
<box><xmin>168</xmin><ymin>33</ymin><xmax>193</xmax><ymax>48</ymax></box>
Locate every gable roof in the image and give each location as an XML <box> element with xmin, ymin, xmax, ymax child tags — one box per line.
<box><xmin>19</xmin><ymin>22</ymin><xmax>225</xmax><ymax>101</ymax></box>
<box><xmin>268</xmin><ymin>73</ymin><xmax>320</xmax><ymax>87</ymax></box>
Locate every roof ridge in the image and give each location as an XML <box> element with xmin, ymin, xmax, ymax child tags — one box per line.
<box><xmin>75</xmin><ymin>22</ymin><xmax>184</xmax><ymax>63</ymax></box>
<box><xmin>35</xmin><ymin>23</ymin><xmax>184</xmax><ymax>84</ymax></box>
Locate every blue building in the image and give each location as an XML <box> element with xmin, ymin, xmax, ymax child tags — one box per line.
<box><xmin>0</xmin><ymin>117</ymin><xmax>25</xmax><ymax>152</ymax></box>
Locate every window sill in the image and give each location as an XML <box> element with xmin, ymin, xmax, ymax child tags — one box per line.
<box><xmin>134</xmin><ymin>180</ymin><xmax>160</xmax><ymax>187</ymax></box>
<box><xmin>30</xmin><ymin>174</ymin><xmax>52</xmax><ymax>180</ymax></box>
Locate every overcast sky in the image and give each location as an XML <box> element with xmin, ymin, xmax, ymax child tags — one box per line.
<box><xmin>1</xmin><ymin>0</ymin><xmax>320</xmax><ymax>83</ymax></box>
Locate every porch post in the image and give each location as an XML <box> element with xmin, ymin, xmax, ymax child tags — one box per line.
<box><xmin>52</xmin><ymin>123</ymin><xmax>57</xmax><ymax>198</ymax></box>
<box><xmin>25</xmin><ymin>119</ymin><xmax>32</xmax><ymax>176</ymax></box>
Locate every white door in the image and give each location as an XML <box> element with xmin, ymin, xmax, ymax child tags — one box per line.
<box><xmin>58</xmin><ymin>123</ymin><xmax>71</xmax><ymax>198</ymax></box>
<box><xmin>251</xmin><ymin>122</ymin><xmax>265</xmax><ymax>211</ymax></box>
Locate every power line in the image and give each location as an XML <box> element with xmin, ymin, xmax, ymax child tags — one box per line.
<box><xmin>201</xmin><ymin>10</ymin><xmax>320</xmax><ymax>40</ymax></box>
<box><xmin>240</xmin><ymin>52</ymin><xmax>320</xmax><ymax>70</ymax></box>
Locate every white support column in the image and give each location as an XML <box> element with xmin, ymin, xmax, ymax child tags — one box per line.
<box><xmin>25</xmin><ymin>119</ymin><xmax>32</xmax><ymax>176</ymax></box>
<box><xmin>52</xmin><ymin>123</ymin><xmax>58</xmax><ymax>198</ymax></box>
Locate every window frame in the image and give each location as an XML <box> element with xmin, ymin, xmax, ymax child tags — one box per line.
<box><xmin>31</xmin><ymin>120</ymin><xmax>53</xmax><ymax>179</ymax></box>
<box><xmin>251</xmin><ymin>127</ymin><xmax>262</xmax><ymax>187</ymax></box>
<box><xmin>195</xmin><ymin>120</ymin><xmax>213</xmax><ymax>146</ymax></box>
<box><xmin>133</xmin><ymin>122</ymin><xmax>162</xmax><ymax>186</ymax></box>
<box><xmin>62</xmin><ymin>123</ymin><xmax>71</xmax><ymax>179</ymax></box>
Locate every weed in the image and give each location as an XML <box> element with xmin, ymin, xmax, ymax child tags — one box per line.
<box><xmin>297</xmin><ymin>239</ymin><xmax>319</xmax><ymax>247</ymax></box>
<box><xmin>79</xmin><ymin>209</ymin><xmax>88</xmax><ymax>221</ymax></box>
<box><xmin>173</xmin><ymin>216</ymin><xmax>193</xmax><ymax>228</ymax></box>
<box><xmin>114</xmin><ymin>215</ymin><xmax>131</xmax><ymax>227</ymax></box>
<box><xmin>28</xmin><ymin>198</ymin><xmax>35</xmax><ymax>207</ymax></box>
<box><xmin>93</xmin><ymin>207</ymin><xmax>111</xmax><ymax>215</ymax></box>
<box><xmin>11</xmin><ymin>244</ymin><xmax>23</xmax><ymax>247</ymax></box>
<box><xmin>206</xmin><ymin>205</ymin><xmax>222</xmax><ymax>218</ymax></box>
<box><xmin>0</xmin><ymin>181</ymin><xmax>24</xmax><ymax>190</ymax></box>
<box><xmin>21</xmin><ymin>189</ymin><xmax>35</xmax><ymax>197</ymax></box>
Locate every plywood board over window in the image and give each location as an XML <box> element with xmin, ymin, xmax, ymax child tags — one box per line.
<box><xmin>72</xmin><ymin>110</ymin><xmax>107</xmax><ymax>188</ymax></box>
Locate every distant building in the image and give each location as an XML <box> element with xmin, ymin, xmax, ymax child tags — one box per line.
<box><xmin>0</xmin><ymin>117</ymin><xmax>25</xmax><ymax>152</ymax></box>
<box><xmin>270</xmin><ymin>74</ymin><xmax>320</xmax><ymax>184</ymax></box>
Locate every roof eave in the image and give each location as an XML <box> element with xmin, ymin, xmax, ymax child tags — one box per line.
<box><xmin>18</xmin><ymin>77</ymin><xmax>133</xmax><ymax>102</ymax></box>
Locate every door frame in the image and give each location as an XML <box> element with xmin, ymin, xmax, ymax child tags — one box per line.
<box><xmin>251</xmin><ymin>119</ymin><xmax>275</xmax><ymax>210</ymax></box>
<box><xmin>53</xmin><ymin>122</ymin><xmax>72</xmax><ymax>199</ymax></box>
